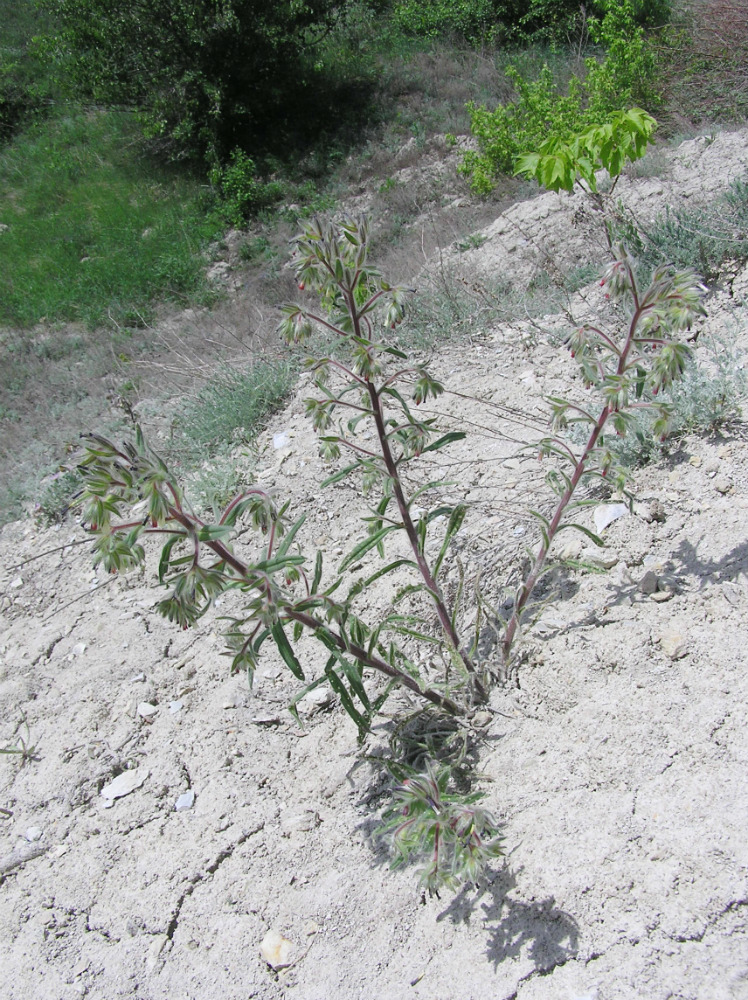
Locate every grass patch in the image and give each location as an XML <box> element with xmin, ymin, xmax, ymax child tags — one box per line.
<box><xmin>0</xmin><ymin>109</ymin><xmax>223</xmax><ymax>329</ymax></box>
<box><xmin>171</xmin><ymin>359</ymin><xmax>298</xmax><ymax>461</ymax></box>
<box><xmin>639</xmin><ymin>171</ymin><xmax>748</xmax><ymax>281</ymax></box>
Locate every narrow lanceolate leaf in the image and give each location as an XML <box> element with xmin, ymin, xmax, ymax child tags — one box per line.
<box><xmin>324</xmin><ymin>660</ymin><xmax>369</xmax><ymax>735</ymax></box>
<box><xmin>433</xmin><ymin>504</ymin><xmax>467</xmax><ymax>579</ymax></box>
<box><xmin>420</xmin><ymin>432</ymin><xmax>466</xmax><ymax>455</ymax></box>
<box><xmin>158</xmin><ymin>535</ymin><xmax>183</xmax><ymax>584</ymax></box>
<box><xmin>339</xmin><ymin>525</ymin><xmax>399</xmax><ymax>572</ymax></box>
<box><xmin>312</xmin><ymin>551</ymin><xmax>323</xmax><ymax>594</ymax></box>
<box><xmin>330</xmin><ymin>648</ymin><xmax>371</xmax><ymax>712</ymax></box>
<box><xmin>358</xmin><ymin>558</ymin><xmax>418</xmax><ymax>590</ymax></box>
<box><xmin>555</xmin><ymin>522</ymin><xmax>605</xmax><ymax>547</ymax></box>
<box><xmin>321</xmin><ymin>463</ymin><xmax>360</xmax><ymax>487</ymax></box>
<box><xmin>270</xmin><ymin>622</ymin><xmax>305</xmax><ymax>680</ymax></box>
<box><xmin>288</xmin><ymin>672</ymin><xmax>330</xmax><ymax>726</ymax></box>
<box><xmin>276</xmin><ymin>514</ymin><xmax>306</xmax><ymax>558</ymax></box>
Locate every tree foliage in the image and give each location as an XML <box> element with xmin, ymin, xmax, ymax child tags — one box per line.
<box><xmin>40</xmin><ymin>0</ymin><xmax>346</xmax><ymax>164</ymax></box>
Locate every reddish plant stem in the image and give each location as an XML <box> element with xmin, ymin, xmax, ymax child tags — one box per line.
<box><xmin>502</xmin><ymin>285</ymin><xmax>643</xmax><ymax>669</ymax></box>
<box><xmin>364</xmin><ymin>378</ymin><xmax>486</xmax><ymax>703</ymax></box>
<box><xmin>154</xmin><ymin>509</ymin><xmax>465</xmax><ymax>716</ymax></box>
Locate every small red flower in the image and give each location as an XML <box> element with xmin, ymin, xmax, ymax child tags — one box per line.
<box><xmin>298</xmin><ymin>281</ymin><xmax>305</xmax><ymax>291</ymax></box>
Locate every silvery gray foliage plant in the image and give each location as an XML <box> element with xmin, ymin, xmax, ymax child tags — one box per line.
<box><xmin>76</xmin><ymin>217</ymin><xmax>706</xmax><ymax>892</ymax></box>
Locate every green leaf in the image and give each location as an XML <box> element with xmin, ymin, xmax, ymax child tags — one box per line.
<box><xmin>325</xmin><ymin>661</ymin><xmax>369</xmax><ymax>735</ymax></box>
<box><xmin>421</xmin><ymin>432</ymin><xmax>466</xmax><ymax>454</ymax></box>
<box><xmin>158</xmin><ymin>535</ymin><xmax>182</xmax><ymax>584</ymax></box>
<box><xmin>270</xmin><ymin>621</ymin><xmax>305</xmax><ymax>680</ymax></box>
<box><xmin>321</xmin><ymin>463</ymin><xmax>360</xmax><ymax>487</ymax></box>
<box><xmin>339</xmin><ymin>525</ymin><xmax>399</xmax><ymax>572</ymax></box>
<box><xmin>288</xmin><ymin>672</ymin><xmax>330</xmax><ymax>726</ymax></box>
<box><xmin>433</xmin><ymin>503</ymin><xmax>467</xmax><ymax>579</ymax></box>
<box><xmin>276</xmin><ymin>514</ymin><xmax>306</xmax><ymax>558</ymax></box>
<box><xmin>350</xmin><ymin>559</ymin><xmax>417</xmax><ymax>595</ymax></box>
<box><xmin>197</xmin><ymin>523</ymin><xmax>235</xmax><ymax>543</ymax></box>
<box><xmin>312</xmin><ymin>551</ymin><xmax>323</xmax><ymax>594</ymax></box>
<box><xmin>556</xmin><ymin>522</ymin><xmax>605</xmax><ymax>547</ymax></box>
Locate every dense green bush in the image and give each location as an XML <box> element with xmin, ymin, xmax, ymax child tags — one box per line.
<box><xmin>40</xmin><ymin>0</ymin><xmax>349</xmax><ymax>165</ymax></box>
<box><xmin>208</xmin><ymin>150</ymin><xmax>284</xmax><ymax>227</ymax></box>
<box><xmin>391</xmin><ymin>0</ymin><xmax>671</xmax><ymax>43</ymax></box>
<box><xmin>461</xmin><ymin>0</ymin><xmax>661</xmax><ymax>192</ymax></box>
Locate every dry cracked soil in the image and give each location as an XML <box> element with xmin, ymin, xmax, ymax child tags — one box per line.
<box><xmin>2</xmin><ymin>129</ymin><xmax>748</xmax><ymax>1000</ymax></box>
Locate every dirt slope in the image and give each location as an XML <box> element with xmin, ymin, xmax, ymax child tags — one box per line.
<box><xmin>1</xmin><ymin>130</ymin><xmax>748</xmax><ymax>1000</ymax></box>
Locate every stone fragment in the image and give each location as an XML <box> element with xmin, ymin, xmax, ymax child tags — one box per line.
<box><xmin>638</xmin><ymin>570</ymin><xmax>659</xmax><ymax>595</ymax></box>
<box><xmin>472</xmin><ymin>710</ymin><xmax>493</xmax><ymax>729</ymax></box>
<box><xmin>9</xmin><ymin>577</ymin><xmax>22</xmax><ymax>589</ymax></box>
<box><xmin>168</xmin><ymin>700</ymin><xmax>183</xmax><ymax>714</ymax></box>
<box><xmin>260</xmin><ymin>929</ymin><xmax>295</xmax><ymax>970</ymax></box>
<box><xmin>689</xmin><ymin>455</ymin><xmax>702</xmax><ymax>467</ymax></box>
<box><xmin>175</xmin><ymin>790</ymin><xmax>195</xmax><ymax>811</ymax></box>
<box><xmin>593</xmin><ymin>503</ymin><xmax>628</xmax><ymax>533</ymax></box>
<box><xmin>650</xmin><ymin>589</ymin><xmax>673</xmax><ymax>603</ymax></box>
<box><xmin>100</xmin><ymin>767</ymin><xmax>149</xmax><ymax>803</ymax></box>
<box><xmin>297</xmin><ymin>686</ymin><xmax>333</xmax><ymax>716</ymax></box>
<box><xmin>25</xmin><ymin>827</ymin><xmax>43</xmax><ymax>842</ymax></box>
<box><xmin>660</xmin><ymin>628</ymin><xmax>688</xmax><ymax>660</ymax></box>
<box><xmin>71</xmin><ymin>642</ymin><xmax>87</xmax><ymax>656</ymax></box>
<box><xmin>137</xmin><ymin>702</ymin><xmax>158</xmax><ymax>719</ymax></box>
<box><xmin>582</xmin><ymin>547</ymin><xmax>619</xmax><ymax>570</ymax></box>
<box><xmin>281</xmin><ymin>810</ymin><xmax>320</xmax><ymax>835</ymax></box>
<box><xmin>714</xmin><ymin>476</ymin><xmax>732</xmax><ymax>494</ymax></box>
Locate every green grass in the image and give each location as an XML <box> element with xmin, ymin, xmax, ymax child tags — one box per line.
<box><xmin>0</xmin><ymin>110</ymin><xmax>223</xmax><ymax>329</ymax></box>
<box><xmin>640</xmin><ymin>172</ymin><xmax>748</xmax><ymax>281</ymax></box>
<box><xmin>172</xmin><ymin>359</ymin><xmax>298</xmax><ymax>462</ymax></box>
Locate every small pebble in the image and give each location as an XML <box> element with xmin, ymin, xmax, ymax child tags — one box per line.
<box><xmin>260</xmin><ymin>929</ymin><xmax>295</xmax><ymax>970</ymax></box>
<box><xmin>714</xmin><ymin>476</ymin><xmax>732</xmax><ymax>494</ymax></box>
<box><xmin>473</xmin><ymin>710</ymin><xmax>493</xmax><ymax>729</ymax></box>
<box><xmin>137</xmin><ymin>702</ymin><xmax>158</xmax><ymax>718</ymax></box>
<box><xmin>638</xmin><ymin>570</ymin><xmax>659</xmax><ymax>595</ymax></box>
<box><xmin>660</xmin><ymin>628</ymin><xmax>688</xmax><ymax>661</ymax></box>
<box><xmin>168</xmin><ymin>700</ymin><xmax>183</xmax><ymax>714</ymax></box>
<box><xmin>175</xmin><ymin>790</ymin><xmax>195</xmax><ymax>811</ymax></box>
<box><xmin>25</xmin><ymin>827</ymin><xmax>43</xmax><ymax>842</ymax></box>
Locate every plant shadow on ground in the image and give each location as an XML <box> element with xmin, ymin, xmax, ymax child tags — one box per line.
<box><xmin>437</xmin><ymin>867</ymin><xmax>580</xmax><ymax>973</ymax></box>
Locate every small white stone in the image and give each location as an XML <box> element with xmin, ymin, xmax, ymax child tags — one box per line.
<box><xmin>273</xmin><ymin>431</ymin><xmax>290</xmax><ymax>450</ymax></box>
<box><xmin>260</xmin><ymin>929</ymin><xmax>295</xmax><ymax>970</ymax></box>
<box><xmin>100</xmin><ymin>767</ymin><xmax>149</xmax><ymax>802</ymax></box>
<box><xmin>25</xmin><ymin>827</ymin><xmax>43</xmax><ymax>842</ymax></box>
<box><xmin>593</xmin><ymin>503</ymin><xmax>628</xmax><ymax>534</ymax></box>
<box><xmin>9</xmin><ymin>577</ymin><xmax>22</xmax><ymax>589</ymax></box>
<box><xmin>168</xmin><ymin>700</ymin><xmax>183</xmax><ymax>714</ymax></box>
<box><xmin>71</xmin><ymin>642</ymin><xmax>87</xmax><ymax>657</ymax></box>
<box><xmin>175</xmin><ymin>790</ymin><xmax>195</xmax><ymax>811</ymax></box>
<box><xmin>660</xmin><ymin>628</ymin><xmax>688</xmax><ymax>661</ymax></box>
<box><xmin>137</xmin><ymin>702</ymin><xmax>158</xmax><ymax>718</ymax></box>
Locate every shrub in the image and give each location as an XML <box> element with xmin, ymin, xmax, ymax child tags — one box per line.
<box><xmin>640</xmin><ymin>173</ymin><xmax>748</xmax><ymax>281</ymax></box>
<box><xmin>76</xmin><ymin>217</ymin><xmax>706</xmax><ymax>892</ymax></box>
<box><xmin>40</xmin><ymin>0</ymin><xmax>346</xmax><ymax>165</ymax></box>
<box><xmin>461</xmin><ymin>0</ymin><xmax>662</xmax><ymax>192</ymax></box>
<box><xmin>209</xmin><ymin>150</ymin><xmax>284</xmax><ymax>227</ymax></box>
<box><xmin>173</xmin><ymin>359</ymin><xmax>297</xmax><ymax>460</ymax></box>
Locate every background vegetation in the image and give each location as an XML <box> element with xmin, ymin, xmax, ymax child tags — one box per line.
<box><xmin>1</xmin><ymin>0</ymin><xmax>747</xmax><ymax>524</ymax></box>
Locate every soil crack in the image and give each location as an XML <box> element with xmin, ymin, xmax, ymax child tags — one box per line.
<box><xmin>164</xmin><ymin>821</ymin><xmax>265</xmax><ymax>942</ymax></box>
